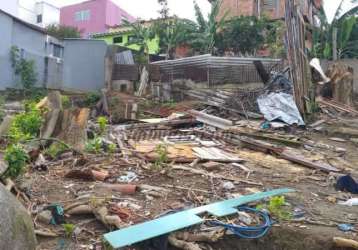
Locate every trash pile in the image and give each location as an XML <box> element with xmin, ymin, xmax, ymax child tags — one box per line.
<box><xmin>1</xmin><ymin>60</ymin><xmax>358</xmax><ymax>250</ymax></box>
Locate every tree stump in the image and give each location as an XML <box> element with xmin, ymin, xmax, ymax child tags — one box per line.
<box><xmin>326</xmin><ymin>62</ymin><xmax>354</xmax><ymax>106</ymax></box>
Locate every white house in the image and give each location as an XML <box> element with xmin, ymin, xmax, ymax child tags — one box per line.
<box><xmin>0</xmin><ymin>0</ymin><xmax>59</xmax><ymax>28</ymax></box>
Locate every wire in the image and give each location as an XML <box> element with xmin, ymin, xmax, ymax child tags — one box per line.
<box><xmin>209</xmin><ymin>206</ymin><xmax>274</xmax><ymax>239</ymax></box>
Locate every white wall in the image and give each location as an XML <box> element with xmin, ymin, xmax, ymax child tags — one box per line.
<box><xmin>36</xmin><ymin>2</ymin><xmax>59</xmax><ymax>27</ymax></box>
<box><xmin>18</xmin><ymin>0</ymin><xmax>37</xmax><ymax>24</ymax></box>
<box><xmin>0</xmin><ymin>0</ymin><xmax>19</xmax><ymax>16</ymax></box>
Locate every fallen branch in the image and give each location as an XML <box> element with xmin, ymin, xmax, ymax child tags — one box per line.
<box><xmin>172</xmin><ymin>165</ymin><xmax>262</xmax><ymax>186</ymax></box>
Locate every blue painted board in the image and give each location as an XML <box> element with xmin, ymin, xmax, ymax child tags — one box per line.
<box><xmin>104</xmin><ymin>188</ymin><xmax>294</xmax><ymax>248</ymax></box>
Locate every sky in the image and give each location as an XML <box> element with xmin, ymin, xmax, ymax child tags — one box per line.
<box><xmin>49</xmin><ymin>0</ymin><xmax>356</xmax><ymax>23</ymax></box>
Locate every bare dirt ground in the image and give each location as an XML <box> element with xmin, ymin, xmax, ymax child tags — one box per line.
<box><xmin>26</xmin><ymin>116</ymin><xmax>358</xmax><ymax>250</ymax></box>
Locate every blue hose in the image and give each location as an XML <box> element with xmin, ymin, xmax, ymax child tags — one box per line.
<box><xmin>209</xmin><ymin>206</ymin><xmax>274</xmax><ymax>239</ymax></box>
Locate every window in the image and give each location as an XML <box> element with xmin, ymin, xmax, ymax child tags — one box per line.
<box><xmin>113</xmin><ymin>36</ymin><xmax>123</xmax><ymax>44</ymax></box>
<box><xmin>128</xmin><ymin>35</ymin><xmax>137</xmax><ymax>43</ymax></box>
<box><xmin>37</xmin><ymin>14</ymin><xmax>42</xmax><ymax>23</ymax></box>
<box><xmin>52</xmin><ymin>44</ymin><xmax>63</xmax><ymax>58</ymax></box>
<box><xmin>75</xmin><ymin>10</ymin><xmax>91</xmax><ymax>21</ymax></box>
<box><xmin>263</xmin><ymin>0</ymin><xmax>275</xmax><ymax>9</ymax></box>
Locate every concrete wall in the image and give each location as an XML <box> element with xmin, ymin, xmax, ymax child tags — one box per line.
<box><xmin>36</xmin><ymin>2</ymin><xmax>60</xmax><ymax>28</ymax></box>
<box><xmin>62</xmin><ymin>39</ymin><xmax>107</xmax><ymax>92</ymax></box>
<box><xmin>0</xmin><ymin>12</ymin><xmax>15</xmax><ymax>89</ymax></box>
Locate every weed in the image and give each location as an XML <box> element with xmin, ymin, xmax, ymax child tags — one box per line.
<box><xmin>62</xmin><ymin>223</ymin><xmax>75</xmax><ymax>237</ymax></box>
<box><xmin>257</xmin><ymin>196</ymin><xmax>292</xmax><ymax>221</ymax></box>
<box><xmin>162</xmin><ymin>99</ymin><xmax>177</xmax><ymax>108</ymax></box>
<box><xmin>9</xmin><ymin>102</ymin><xmax>42</xmax><ymax>143</ymax></box>
<box><xmin>2</xmin><ymin>144</ymin><xmax>29</xmax><ymax>179</ymax></box>
<box><xmin>61</xmin><ymin>95</ymin><xmax>71</xmax><ymax>109</ymax></box>
<box><xmin>153</xmin><ymin>144</ymin><xmax>168</xmax><ymax>170</ymax></box>
<box><xmin>85</xmin><ymin>137</ymin><xmax>102</xmax><ymax>154</ymax></box>
<box><xmin>84</xmin><ymin>92</ymin><xmax>101</xmax><ymax>107</ymax></box>
<box><xmin>97</xmin><ymin>116</ymin><xmax>108</xmax><ymax>135</ymax></box>
<box><xmin>107</xmin><ymin>143</ymin><xmax>117</xmax><ymax>154</ymax></box>
<box><xmin>44</xmin><ymin>142</ymin><xmax>68</xmax><ymax>159</ymax></box>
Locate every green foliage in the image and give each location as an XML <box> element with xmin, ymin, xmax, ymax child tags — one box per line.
<box><xmin>44</xmin><ymin>142</ymin><xmax>68</xmax><ymax>159</ymax></box>
<box><xmin>85</xmin><ymin>136</ymin><xmax>102</xmax><ymax>154</ymax></box>
<box><xmin>10</xmin><ymin>46</ymin><xmax>37</xmax><ymax>93</ymax></box>
<box><xmin>257</xmin><ymin>196</ymin><xmax>292</xmax><ymax>221</ymax></box>
<box><xmin>61</xmin><ymin>95</ymin><xmax>71</xmax><ymax>109</ymax></box>
<box><xmin>265</xmin><ymin>20</ymin><xmax>286</xmax><ymax>58</ymax></box>
<box><xmin>62</xmin><ymin>223</ymin><xmax>75</xmax><ymax>237</ymax></box>
<box><xmin>217</xmin><ymin>16</ymin><xmax>265</xmax><ymax>55</ymax></box>
<box><xmin>154</xmin><ymin>18</ymin><xmax>197</xmax><ymax>59</ymax></box>
<box><xmin>97</xmin><ymin>116</ymin><xmax>108</xmax><ymax>135</ymax></box>
<box><xmin>9</xmin><ymin>102</ymin><xmax>42</xmax><ymax>142</ymax></box>
<box><xmin>123</xmin><ymin>20</ymin><xmax>156</xmax><ymax>63</ymax></box>
<box><xmin>153</xmin><ymin>144</ymin><xmax>168</xmax><ymax>170</ymax></box>
<box><xmin>3</xmin><ymin>144</ymin><xmax>29</xmax><ymax>179</ymax></box>
<box><xmin>313</xmin><ymin>2</ymin><xmax>358</xmax><ymax>59</ymax></box>
<box><xmin>108</xmin><ymin>143</ymin><xmax>117</xmax><ymax>154</ymax></box>
<box><xmin>191</xmin><ymin>0</ymin><xmax>227</xmax><ymax>54</ymax></box>
<box><xmin>46</xmin><ymin>24</ymin><xmax>81</xmax><ymax>39</ymax></box>
<box><xmin>84</xmin><ymin>92</ymin><xmax>101</xmax><ymax>107</ymax></box>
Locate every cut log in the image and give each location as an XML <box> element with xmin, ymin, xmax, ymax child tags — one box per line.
<box><xmin>56</xmin><ymin>108</ymin><xmax>90</xmax><ymax>152</ymax></box>
<box><xmin>326</xmin><ymin>63</ymin><xmax>354</xmax><ymax>106</ymax></box>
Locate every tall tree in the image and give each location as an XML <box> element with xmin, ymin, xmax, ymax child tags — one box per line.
<box><xmin>46</xmin><ymin>24</ymin><xmax>81</xmax><ymax>39</ymax></box>
<box><xmin>191</xmin><ymin>0</ymin><xmax>227</xmax><ymax>54</ymax></box>
<box><xmin>313</xmin><ymin>0</ymin><xmax>358</xmax><ymax>59</ymax></box>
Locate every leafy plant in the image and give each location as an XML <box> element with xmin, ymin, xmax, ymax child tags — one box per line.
<box><xmin>10</xmin><ymin>46</ymin><xmax>37</xmax><ymax>94</ymax></box>
<box><xmin>107</xmin><ymin>143</ymin><xmax>117</xmax><ymax>154</ymax></box>
<box><xmin>46</xmin><ymin>24</ymin><xmax>81</xmax><ymax>39</ymax></box>
<box><xmin>257</xmin><ymin>196</ymin><xmax>291</xmax><ymax>221</ymax></box>
<box><xmin>85</xmin><ymin>137</ymin><xmax>102</xmax><ymax>154</ymax></box>
<box><xmin>0</xmin><ymin>95</ymin><xmax>5</xmax><ymax>123</ymax></box>
<box><xmin>9</xmin><ymin>102</ymin><xmax>43</xmax><ymax>143</ymax></box>
<box><xmin>153</xmin><ymin>144</ymin><xmax>168</xmax><ymax>170</ymax></box>
<box><xmin>2</xmin><ymin>144</ymin><xmax>29</xmax><ymax>179</ymax></box>
<box><xmin>62</xmin><ymin>223</ymin><xmax>75</xmax><ymax>237</ymax></box>
<box><xmin>97</xmin><ymin>116</ymin><xmax>108</xmax><ymax>135</ymax></box>
<box><xmin>61</xmin><ymin>95</ymin><xmax>71</xmax><ymax>109</ymax></box>
<box><xmin>84</xmin><ymin>92</ymin><xmax>101</xmax><ymax>107</ymax></box>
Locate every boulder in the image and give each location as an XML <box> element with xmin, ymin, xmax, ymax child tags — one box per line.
<box><xmin>0</xmin><ymin>184</ymin><xmax>36</xmax><ymax>250</ymax></box>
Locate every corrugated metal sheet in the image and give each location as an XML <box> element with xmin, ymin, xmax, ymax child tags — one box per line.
<box><xmin>115</xmin><ymin>50</ymin><xmax>135</xmax><ymax>65</ymax></box>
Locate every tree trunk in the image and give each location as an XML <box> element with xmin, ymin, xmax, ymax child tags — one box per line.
<box><xmin>326</xmin><ymin>62</ymin><xmax>354</xmax><ymax>106</ymax></box>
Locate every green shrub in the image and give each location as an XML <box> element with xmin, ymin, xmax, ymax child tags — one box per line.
<box><xmin>44</xmin><ymin>142</ymin><xmax>68</xmax><ymax>159</ymax></box>
<box><xmin>3</xmin><ymin>144</ymin><xmax>29</xmax><ymax>179</ymax></box>
<box><xmin>84</xmin><ymin>92</ymin><xmax>101</xmax><ymax>107</ymax></box>
<box><xmin>9</xmin><ymin>102</ymin><xmax>43</xmax><ymax>142</ymax></box>
<box><xmin>85</xmin><ymin>137</ymin><xmax>102</xmax><ymax>154</ymax></box>
<box><xmin>153</xmin><ymin>144</ymin><xmax>168</xmax><ymax>170</ymax></box>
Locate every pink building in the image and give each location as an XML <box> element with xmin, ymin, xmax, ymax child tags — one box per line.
<box><xmin>60</xmin><ymin>0</ymin><xmax>135</xmax><ymax>38</ymax></box>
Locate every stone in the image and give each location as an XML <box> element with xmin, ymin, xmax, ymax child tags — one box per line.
<box><xmin>0</xmin><ymin>184</ymin><xmax>36</xmax><ymax>250</ymax></box>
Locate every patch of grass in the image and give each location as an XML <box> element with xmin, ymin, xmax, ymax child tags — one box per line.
<box><xmin>2</xmin><ymin>144</ymin><xmax>29</xmax><ymax>179</ymax></box>
<box><xmin>44</xmin><ymin>142</ymin><xmax>68</xmax><ymax>159</ymax></box>
<box><xmin>107</xmin><ymin>143</ymin><xmax>117</xmax><ymax>154</ymax></box>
